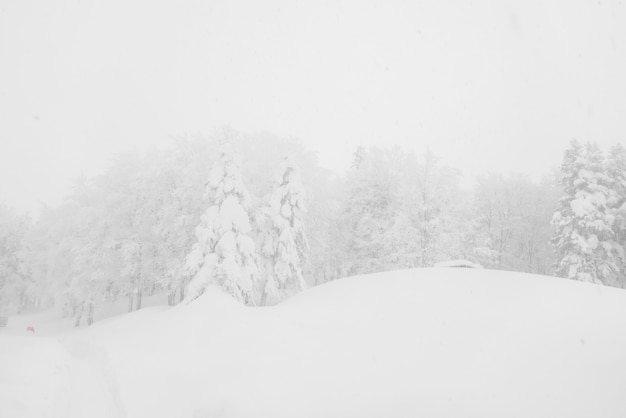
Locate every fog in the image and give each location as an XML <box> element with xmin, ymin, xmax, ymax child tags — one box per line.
<box><xmin>1</xmin><ymin>0</ymin><xmax>625</xmax><ymax>214</ymax></box>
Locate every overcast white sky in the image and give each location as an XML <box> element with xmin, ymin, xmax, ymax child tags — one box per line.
<box><xmin>1</xmin><ymin>0</ymin><xmax>625</xmax><ymax>215</ymax></box>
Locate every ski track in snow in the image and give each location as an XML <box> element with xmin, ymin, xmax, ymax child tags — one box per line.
<box><xmin>0</xmin><ymin>333</ymin><xmax>125</xmax><ymax>418</ymax></box>
<box><xmin>63</xmin><ymin>339</ymin><xmax>126</xmax><ymax>418</ymax></box>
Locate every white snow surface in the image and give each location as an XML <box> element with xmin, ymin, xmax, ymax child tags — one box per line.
<box><xmin>433</xmin><ymin>259</ymin><xmax>484</xmax><ymax>269</ymax></box>
<box><xmin>2</xmin><ymin>268</ymin><xmax>626</xmax><ymax>418</ymax></box>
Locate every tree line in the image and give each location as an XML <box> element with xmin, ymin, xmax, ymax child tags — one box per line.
<box><xmin>0</xmin><ymin>131</ymin><xmax>624</xmax><ymax>323</ymax></box>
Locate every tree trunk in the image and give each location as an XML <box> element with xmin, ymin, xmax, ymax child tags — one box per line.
<box><xmin>74</xmin><ymin>303</ymin><xmax>84</xmax><ymax>327</ymax></box>
<box><xmin>137</xmin><ymin>288</ymin><xmax>143</xmax><ymax>310</ymax></box>
<box><xmin>136</xmin><ymin>245</ymin><xmax>144</xmax><ymax>310</ymax></box>
<box><xmin>179</xmin><ymin>286</ymin><xmax>185</xmax><ymax>303</ymax></box>
<box><xmin>87</xmin><ymin>303</ymin><xmax>94</xmax><ymax>326</ymax></box>
<box><xmin>128</xmin><ymin>294</ymin><xmax>134</xmax><ymax>312</ymax></box>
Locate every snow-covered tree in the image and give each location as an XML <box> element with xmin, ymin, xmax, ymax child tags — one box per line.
<box><xmin>466</xmin><ymin>174</ymin><xmax>513</xmax><ymax>269</ymax></box>
<box><xmin>184</xmin><ymin>141</ymin><xmax>258</xmax><ymax>304</ymax></box>
<box><xmin>606</xmin><ymin>144</ymin><xmax>626</xmax><ymax>286</ymax></box>
<box><xmin>99</xmin><ymin>153</ymin><xmax>160</xmax><ymax>311</ymax></box>
<box><xmin>26</xmin><ymin>205</ymin><xmax>71</xmax><ymax>311</ymax></box>
<box><xmin>68</xmin><ymin>180</ymin><xmax>119</xmax><ymax>326</ymax></box>
<box><xmin>0</xmin><ymin>204</ymin><xmax>32</xmax><ymax>313</ymax></box>
<box><xmin>517</xmin><ymin>174</ymin><xmax>561</xmax><ymax>275</ymax></box>
<box><xmin>229</xmin><ymin>131</ymin><xmax>338</xmax><ymax>287</ymax></box>
<box><xmin>552</xmin><ymin>141</ymin><xmax>620</xmax><ymax>284</ymax></box>
<box><xmin>467</xmin><ymin>173</ymin><xmax>558</xmax><ymax>273</ymax></box>
<box><xmin>338</xmin><ymin>146</ymin><xmax>464</xmax><ymax>276</ymax></box>
<box><xmin>409</xmin><ymin>150</ymin><xmax>463</xmax><ymax>267</ymax></box>
<box><xmin>153</xmin><ymin>139</ymin><xmax>210</xmax><ymax>304</ymax></box>
<box><xmin>259</xmin><ymin>157</ymin><xmax>309</xmax><ymax>304</ymax></box>
<box><xmin>339</xmin><ymin>147</ymin><xmax>420</xmax><ymax>275</ymax></box>
<box><xmin>341</xmin><ymin>148</ymin><xmax>396</xmax><ymax>275</ymax></box>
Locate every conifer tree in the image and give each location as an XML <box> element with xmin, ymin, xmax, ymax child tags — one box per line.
<box><xmin>260</xmin><ymin>157</ymin><xmax>309</xmax><ymax>304</ymax></box>
<box><xmin>184</xmin><ymin>142</ymin><xmax>258</xmax><ymax>303</ymax></box>
<box><xmin>606</xmin><ymin>144</ymin><xmax>626</xmax><ymax>285</ymax></box>
<box><xmin>552</xmin><ymin>140</ymin><xmax>619</xmax><ymax>284</ymax></box>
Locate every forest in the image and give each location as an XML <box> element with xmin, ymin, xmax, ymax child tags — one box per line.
<box><xmin>1</xmin><ymin>129</ymin><xmax>625</xmax><ymax>324</ymax></box>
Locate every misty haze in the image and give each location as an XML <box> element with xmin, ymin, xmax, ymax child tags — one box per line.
<box><xmin>1</xmin><ymin>1</ymin><xmax>626</xmax><ymax>417</ymax></box>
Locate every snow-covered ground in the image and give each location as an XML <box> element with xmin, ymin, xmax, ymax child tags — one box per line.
<box><xmin>2</xmin><ymin>268</ymin><xmax>626</xmax><ymax>418</ymax></box>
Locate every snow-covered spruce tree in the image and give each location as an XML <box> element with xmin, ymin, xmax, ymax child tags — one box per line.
<box><xmin>259</xmin><ymin>157</ymin><xmax>309</xmax><ymax>305</ymax></box>
<box><xmin>183</xmin><ymin>142</ymin><xmax>258</xmax><ymax>304</ymax></box>
<box><xmin>606</xmin><ymin>144</ymin><xmax>626</xmax><ymax>285</ymax></box>
<box><xmin>551</xmin><ymin>140</ymin><xmax>620</xmax><ymax>284</ymax></box>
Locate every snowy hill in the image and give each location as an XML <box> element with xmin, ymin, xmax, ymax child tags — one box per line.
<box><xmin>2</xmin><ymin>268</ymin><xmax>626</xmax><ymax>418</ymax></box>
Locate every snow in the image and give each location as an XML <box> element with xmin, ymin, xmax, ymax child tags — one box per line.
<box><xmin>433</xmin><ymin>259</ymin><xmax>484</xmax><ymax>269</ymax></box>
<box><xmin>2</xmin><ymin>268</ymin><xmax>626</xmax><ymax>417</ymax></box>
<box><xmin>184</xmin><ymin>253</ymin><xmax>218</xmax><ymax>301</ymax></box>
<box><xmin>220</xmin><ymin>195</ymin><xmax>251</xmax><ymax>233</ymax></box>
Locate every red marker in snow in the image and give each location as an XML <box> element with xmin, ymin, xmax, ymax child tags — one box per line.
<box><xmin>26</xmin><ymin>326</ymin><xmax>35</xmax><ymax>333</ymax></box>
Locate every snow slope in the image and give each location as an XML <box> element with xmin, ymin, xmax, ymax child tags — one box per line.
<box><xmin>2</xmin><ymin>268</ymin><xmax>626</xmax><ymax>418</ymax></box>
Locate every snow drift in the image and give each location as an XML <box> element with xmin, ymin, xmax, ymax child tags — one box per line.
<box><xmin>2</xmin><ymin>268</ymin><xmax>626</xmax><ymax>418</ymax></box>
